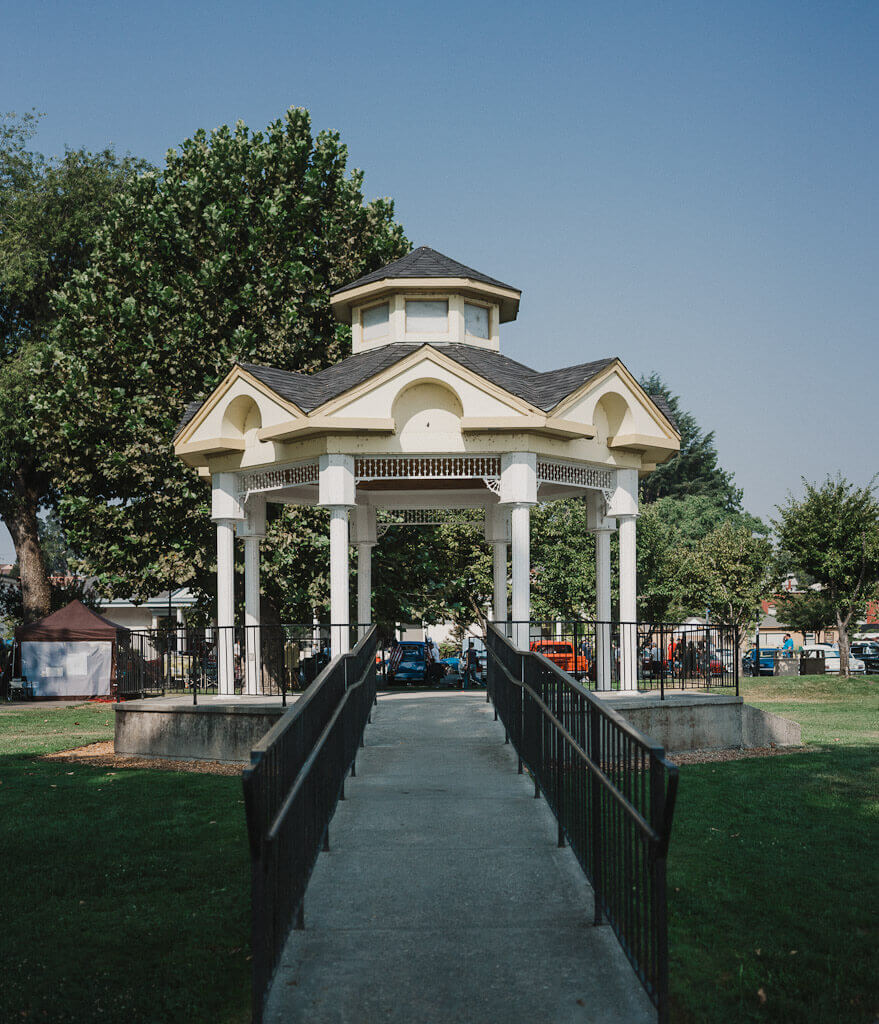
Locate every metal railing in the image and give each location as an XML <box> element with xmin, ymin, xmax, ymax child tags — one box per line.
<box><xmin>115</xmin><ymin>624</ymin><xmax>379</xmax><ymax>701</ymax></box>
<box><xmin>504</xmin><ymin>619</ymin><xmax>739</xmax><ymax>697</ymax></box>
<box><xmin>486</xmin><ymin>624</ymin><xmax>679</xmax><ymax>1023</ymax></box>
<box><xmin>242</xmin><ymin>626</ymin><xmax>378</xmax><ymax>1024</ymax></box>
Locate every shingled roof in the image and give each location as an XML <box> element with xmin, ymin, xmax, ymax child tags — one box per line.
<box><xmin>331</xmin><ymin>246</ymin><xmax>519</xmax><ymax>296</ymax></box>
<box><xmin>176</xmin><ymin>345</ymin><xmax>680</xmax><ymax>438</ymax></box>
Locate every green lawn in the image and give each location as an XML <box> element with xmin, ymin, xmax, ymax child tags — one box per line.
<box><xmin>668</xmin><ymin>676</ymin><xmax>878</xmax><ymax>1022</ymax></box>
<box><xmin>0</xmin><ymin>703</ymin><xmax>250</xmax><ymax>1024</ymax></box>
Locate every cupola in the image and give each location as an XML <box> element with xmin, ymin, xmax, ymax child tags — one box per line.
<box><xmin>330</xmin><ymin>246</ymin><xmax>521</xmax><ymax>354</ymax></box>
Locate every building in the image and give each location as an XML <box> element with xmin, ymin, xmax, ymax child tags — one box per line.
<box><xmin>173</xmin><ymin>246</ymin><xmax>681</xmax><ymax>693</ymax></box>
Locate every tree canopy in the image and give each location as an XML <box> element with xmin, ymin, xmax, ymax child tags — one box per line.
<box><xmin>0</xmin><ymin>111</ymin><xmax>150</xmax><ymax>619</ymax></box>
<box><xmin>44</xmin><ymin>107</ymin><xmax>408</xmax><ymax>605</ymax></box>
<box><xmin>640</xmin><ymin>373</ymin><xmax>744</xmax><ymax>511</ymax></box>
<box><xmin>773</xmin><ymin>476</ymin><xmax>879</xmax><ymax>675</ymax></box>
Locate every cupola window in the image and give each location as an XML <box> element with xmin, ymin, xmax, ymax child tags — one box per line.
<box><xmin>406</xmin><ymin>299</ymin><xmax>448</xmax><ymax>334</ymax></box>
<box><xmin>362</xmin><ymin>302</ymin><xmax>390</xmax><ymax>341</ymax></box>
<box><xmin>464</xmin><ymin>302</ymin><xmax>489</xmax><ymax>339</ymax></box>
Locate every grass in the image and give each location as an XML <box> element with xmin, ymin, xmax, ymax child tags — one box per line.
<box><xmin>2</xmin><ymin>682</ymin><xmax>876</xmax><ymax>1023</ymax></box>
<box><xmin>0</xmin><ymin>702</ymin><xmax>250</xmax><ymax>1024</ymax></box>
<box><xmin>668</xmin><ymin>675</ymin><xmax>878</xmax><ymax>1022</ymax></box>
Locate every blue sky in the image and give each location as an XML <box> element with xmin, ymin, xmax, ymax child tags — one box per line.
<box><xmin>2</xmin><ymin>0</ymin><xmax>877</xmax><ymax>561</ymax></box>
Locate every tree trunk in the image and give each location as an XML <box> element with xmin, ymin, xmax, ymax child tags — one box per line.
<box><xmin>836</xmin><ymin>610</ymin><xmax>851</xmax><ymax>679</ymax></box>
<box><xmin>5</xmin><ymin>495</ymin><xmax>51</xmax><ymax>622</ymax></box>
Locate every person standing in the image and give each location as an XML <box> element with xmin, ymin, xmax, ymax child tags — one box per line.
<box><xmin>462</xmin><ymin>642</ymin><xmax>479</xmax><ymax>690</ymax></box>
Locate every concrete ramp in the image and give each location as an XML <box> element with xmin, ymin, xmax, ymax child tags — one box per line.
<box><xmin>263</xmin><ymin>691</ymin><xmax>653</xmax><ymax>1024</ymax></box>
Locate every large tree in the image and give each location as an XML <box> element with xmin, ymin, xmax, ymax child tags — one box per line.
<box><xmin>640</xmin><ymin>373</ymin><xmax>745</xmax><ymax>511</ymax></box>
<box><xmin>773</xmin><ymin>476</ymin><xmax>879</xmax><ymax>676</ymax></box>
<box><xmin>0</xmin><ymin>111</ymin><xmax>149</xmax><ymax>620</ymax></box>
<box><xmin>44</xmin><ymin>107</ymin><xmax>408</xmax><ymax>605</ymax></box>
<box><xmin>673</xmin><ymin>521</ymin><xmax>777</xmax><ymax>635</ymax></box>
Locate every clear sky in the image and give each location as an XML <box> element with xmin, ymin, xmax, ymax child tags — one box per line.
<box><xmin>2</xmin><ymin>0</ymin><xmax>877</xmax><ymax>562</ymax></box>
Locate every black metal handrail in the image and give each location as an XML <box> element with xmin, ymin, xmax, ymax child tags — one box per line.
<box><xmin>486</xmin><ymin>624</ymin><xmax>679</xmax><ymax>1023</ymax></box>
<box><xmin>242</xmin><ymin>627</ymin><xmax>378</xmax><ymax>1024</ymax></box>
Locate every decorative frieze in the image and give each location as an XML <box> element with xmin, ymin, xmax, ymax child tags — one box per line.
<box><xmin>239</xmin><ymin>461</ymin><xmax>319</xmax><ymax>496</ymax></box>
<box><xmin>354</xmin><ymin>456</ymin><xmax>501</xmax><ymax>481</ymax></box>
<box><xmin>536</xmin><ymin>458</ymin><xmax>614</xmax><ymax>492</ymax></box>
<box><xmin>375</xmin><ymin>507</ymin><xmax>485</xmax><ymax>538</ymax></box>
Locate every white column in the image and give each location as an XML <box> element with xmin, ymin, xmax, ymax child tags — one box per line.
<box><xmin>319</xmin><ymin>455</ymin><xmax>356</xmax><ymax>659</ymax></box>
<box><xmin>351</xmin><ymin>504</ymin><xmax>377</xmax><ymax>637</ymax></box>
<box><xmin>500</xmin><ymin>454</ymin><xmax>537</xmax><ymax>651</ymax></box>
<box><xmin>357</xmin><ymin>543</ymin><xmax>373</xmax><ymax>635</ymax></box>
<box><xmin>594</xmin><ymin>527</ymin><xmax>613</xmax><ymax>691</ymax></box>
<box><xmin>237</xmin><ymin>495</ymin><xmax>266</xmax><ymax>696</ymax></box>
<box><xmin>175</xmin><ymin>606</ymin><xmax>185</xmax><ymax>652</ymax></box>
<box><xmin>485</xmin><ymin>505</ymin><xmax>510</xmax><ymax>633</ymax></box>
<box><xmin>216</xmin><ymin>520</ymin><xmax>236</xmax><ymax>695</ymax></box>
<box><xmin>243</xmin><ymin>536</ymin><xmax>261</xmax><ymax>693</ymax></box>
<box><xmin>492</xmin><ymin>542</ymin><xmax>507</xmax><ymax>629</ymax></box>
<box><xmin>510</xmin><ymin>503</ymin><xmax>531</xmax><ymax>650</ymax></box>
<box><xmin>212</xmin><ymin>473</ymin><xmax>244</xmax><ymax>696</ymax></box>
<box><xmin>618</xmin><ymin>514</ymin><xmax>638</xmax><ymax>689</ymax></box>
<box><xmin>330</xmin><ymin>507</ymin><xmax>351</xmax><ymax>656</ymax></box>
<box><xmin>607</xmin><ymin>469</ymin><xmax>640</xmax><ymax>692</ymax></box>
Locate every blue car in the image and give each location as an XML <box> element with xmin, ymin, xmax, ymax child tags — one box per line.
<box><xmin>388</xmin><ymin>642</ymin><xmax>429</xmax><ymax>684</ymax></box>
<box><xmin>741</xmin><ymin>648</ymin><xmax>779</xmax><ymax>676</ymax></box>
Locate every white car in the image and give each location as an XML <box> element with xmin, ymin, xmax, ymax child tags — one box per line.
<box><xmin>801</xmin><ymin>644</ymin><xmax>865</xmax><ymax>674</ymax></box>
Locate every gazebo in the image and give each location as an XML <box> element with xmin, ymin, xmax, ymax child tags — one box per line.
<box><xmin>174</xmin><ymin>247</ymin><xmax>680</xmax><ymax>694</ymax></box>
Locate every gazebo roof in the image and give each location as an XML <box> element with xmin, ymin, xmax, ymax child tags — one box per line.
<box><xmin>331</xmin><ymin>245</ymin><xmax>518</xmax><ymax>296</ymax></box>
<box><xmin>176</xmin><ymin>343</ymin><xmax>679</xmax><ymax>438</ymax></box>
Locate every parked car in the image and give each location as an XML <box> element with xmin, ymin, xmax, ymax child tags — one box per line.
<box><xmin>530</xmin><ymin>640</ymin><xmax>580</xmax><ymax>675</ymax></box>
<box><xmin>387</xmin><ymin>641</ymin><xmax>429</xmax><ymax>685</ymax></box>
<box><xmin>741</xmin><ymin>648</ymin><xmax>781</xmax><ymax>676</ymax></box>
<box><xmin>849</xmin><ymin>642</ymin><xmax>879</xmax><ymax>673</ymax></box>
<box><xmin>801</xmin><ymin>644</ymin><xmax>865</xmax><ymax>674</ymax></box>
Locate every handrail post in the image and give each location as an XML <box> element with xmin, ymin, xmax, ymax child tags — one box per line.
<box><xmin>650</xmin><ymin>754</ymin><xmax>670</xmax><ymax>1024</ymax></box>
<box><xmin>589</xmin><ymin>704</ymin><xmax>603</xmax><ymax>926</ymax></box>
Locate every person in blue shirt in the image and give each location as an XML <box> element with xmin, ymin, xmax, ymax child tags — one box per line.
<box><xmin>781</xmin><ymin>633</ymin><xmax>794</xmax><ymax>657</ymax></box>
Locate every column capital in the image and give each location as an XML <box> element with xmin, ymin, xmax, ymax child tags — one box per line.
<box><xmin>350</xmin><ymin>504</ymin><xmax>377</xmax><ymax>546</ymax></box>
<box><xmin>236</xmin><ymin>494</ymin><xmax>266</xmax><ymax>539</ymax></box>
<box><xmin>319</xmin><ymin>454</ymin><xmax>355</xmax><ymax>507</ymax></box>
<box><xmin>211</xmin><ymin>472</ymin><xmax>244</xmax><ymax>522</ymax></box>
<box><xmin>499</xmin><ymin>452</ymin><xmax>537</xmax><ymax>505</ymax></box>
<box><xmin>606</xmin><ymin>467</ymin><xmax>639</xmax><ymax>518</ymax></box>
<box><xmin>484</xmin><ymin>504</ymin><xmax>511</xmax><ymax>544</ymax></box>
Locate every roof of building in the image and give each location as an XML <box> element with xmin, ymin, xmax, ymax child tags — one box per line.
<box><xmin>331</xmin><ymin>246</ymin><xmax>519</xmax><ymax>296</ymax></box>
<box><xmin>242</xmin><ymin>344</ymin><xmax>614</xmax><ymax>415</ymax></box>
<box><xmin>176</xmin><ymin>342</ymin><xmax>680</xmax><ymax>437</ymax></box>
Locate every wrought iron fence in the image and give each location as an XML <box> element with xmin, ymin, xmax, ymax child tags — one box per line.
<box><xmin>485</xmin><ymin>624</ymin><xmax>679</xmax><ymax>1023</ymax></box>
<box><xmin>503</xmin><ymin>619</ymin><xmax>739</xmax><ymax>697</ymax></box>
<box><xmin>115</xmin><ymin>624</ymin><xmax>386</xmax><ymax>701</ymax></box>
<box><xmin>242</xmin><ymin>626</ymin><xmax>378</xmax><ymax>1024</ymax></box>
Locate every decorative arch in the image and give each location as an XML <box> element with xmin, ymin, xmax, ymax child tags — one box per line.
<box><xmin>222</xmin><ymin>394</ymin><xmax>263</xmax><ymax>439</ymax></box>
<box><xmin>593</xmin><ymin>391</ymin><xmax>634</xmax><ymax>443</ymax></box>
<box><xmin>391</xmin><ymin>379</ymin><xmax>465</xmax><ymax>450</ymax></box>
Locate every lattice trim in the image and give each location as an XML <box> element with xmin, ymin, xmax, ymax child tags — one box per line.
<box><xmin>239</xmin><ymin>461</ymin><xmax>319</xmax><ymax>496</ymax></box>
<box><xmin>375</xmin><ymin>508</ymin><xmax>485</xmax><ymax>537</ymax></box>
<box><xmin>355</xmin><ymin>456</ymin><xmax>501</xmax><ymax>482</ymax></box>
<box><xmin>536</xmin><ymin>459</ymin><xmax>614</xmax><ymax>491</ymax></box>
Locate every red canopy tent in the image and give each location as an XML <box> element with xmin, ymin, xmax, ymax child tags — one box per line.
<box><xmin>15</xmin><ymin>600</ymin><xmax>129</xmax><ymax>698</ymax></box>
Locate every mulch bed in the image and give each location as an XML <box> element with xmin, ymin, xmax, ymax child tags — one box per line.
<box><xmin>41</xmin><ymin>741</ymin><xmax>244</xmax><ymax>776</ymax></box>
<box><xmin>670</xmin><ymin>745</ymin><xmax>810</xmax><ymax>765</ymax></box>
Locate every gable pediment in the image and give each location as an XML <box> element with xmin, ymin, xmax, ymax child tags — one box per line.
<box><xmin>174</xmin><ymin>366</ymin><xmax>307</xmax><ymax>466</ymax></box>
<box><xmin>549</xmin><ymin>361</ymin><xmax>680</xmax><ymax>460</ymax></box>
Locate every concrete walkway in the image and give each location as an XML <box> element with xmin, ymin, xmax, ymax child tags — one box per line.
<box><xmin>264</xmin><ymin>691</ymin><xmax>653</xmax><ymax>1024</ymax></box>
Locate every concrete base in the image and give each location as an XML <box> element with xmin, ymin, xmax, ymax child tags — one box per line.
<box><xmin>114</xmin><ymin>696</ymin><xmax>290</xmax><ymax>763</ymax></box>
<box><xmin>595</xmin><ymin>692</ymin><xmax>802</xmax><ymax>752</ymax></box>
